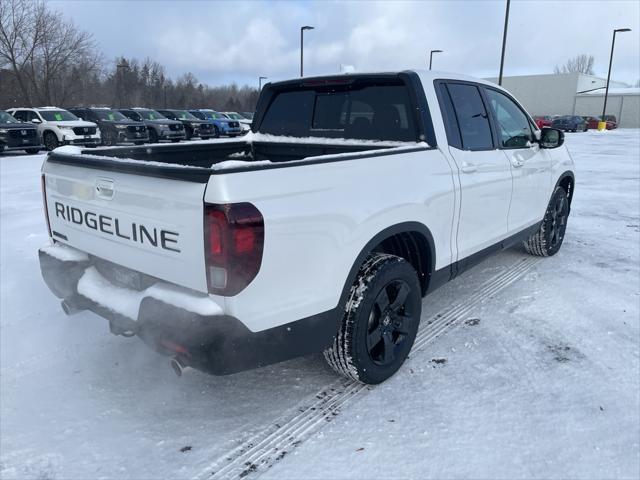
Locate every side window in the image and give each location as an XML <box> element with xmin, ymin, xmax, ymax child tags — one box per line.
<box><xmin>485</xmin><ymin>89</ymin><xmax>533</xmax><ymax>148</ymax></box>
<box><xmin>12</xmin><ymin>111</ymin><xmax>26</xmax><ymax>121</ymax></box>
<box><xmin>445</xmin><ymin>83</ymin><xmax>493</xmax><ymax>151</ymax></box>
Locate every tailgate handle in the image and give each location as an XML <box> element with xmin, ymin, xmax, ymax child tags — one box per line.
<box><xmin>96</xmin><ymin>178</ymin><xmax>115</xmax><ymax>200</ymax></box>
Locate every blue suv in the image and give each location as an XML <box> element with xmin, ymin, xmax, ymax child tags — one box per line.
<box><xmin>188</xmin><ymin>109</ymin><xmax>243</xmax><ymax>137</ymax></box>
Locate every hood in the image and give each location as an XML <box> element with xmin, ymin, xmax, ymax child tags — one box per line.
<box><xmin>100</xmin><ymin>120</ymin><xmax>146</xmax><ymax>127</ymax></box>
<box><xmin>0</xmin><ymin>122</ymin><xmax>38</xmax><ymax>130</ymax></box>
<box><xmin>144</xmin><ymin>119</ymin><xmax>183</xmax><ymax>126</ymax></box>
<box><xmin>48</xmin><ymin>120</ymin><xmax>97</xmax><ymax>128</ymax></box>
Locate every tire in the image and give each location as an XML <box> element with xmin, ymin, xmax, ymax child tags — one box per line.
<box><xmin>171</xmin><ymin>139</ymin><xmax>181</xmax><ymax>143</ymax></box>
<box><xmin>213</xmin><ymin>126</ymin><xmax>220</xmax><ymax>138</ymax></box>
<box><xmin>43</xmin><ymin>131</ymin><xmax>59</xmax><ymax>151</ymax></box>
<box><xmin>134</xmin><ymin>141</ymin><xmax>144</xmax><ymax>145</ymax></box>
<box><xmin>25</xmin><ymin>148</ymin><xmax>40</xmax><ymax>154</ymax></box>
<box><xmin>148</xmin><ymin>129</ymin><xmax>158</xmax><ymax>144</ymax></box>
<box><xmin>324</xmin><ymin>253</ymin><xmax>421</xmax><ymax>384</ymax></box>
<box><xmin>185</xmin><ymin>127</ymin><xmax>193</xmax><ymax>140</ymax></box>
<box><xmin>524</xmin><ymin>186</ymin><xmax>570</xmax><ymax>257</ymax></box>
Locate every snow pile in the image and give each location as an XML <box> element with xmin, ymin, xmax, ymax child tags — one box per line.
<box><xmin>76</xmin><ymin>266</ymin><xmax>223</xmax><ymax>320</ymax></box>
<box><xmin>40</xmin><ymin>242</ymin><xmax>88</xmax><ymax>262</ymax></box>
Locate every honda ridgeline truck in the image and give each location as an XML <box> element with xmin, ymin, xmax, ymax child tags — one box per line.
<box><xmin>38</xmin><ymin>71</ymin><xmax>574</xmax><ymax>384</ymax></box>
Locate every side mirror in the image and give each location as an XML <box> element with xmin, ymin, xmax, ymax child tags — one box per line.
<box><xmin>31</xmin><ymin>118</ymin><xmax>41</xmax><ymax>124</ymax></box>
<box><xmin>539</xmin><ymin>127</ymin><xmax>564</xmax><ymax>149</ymax></box>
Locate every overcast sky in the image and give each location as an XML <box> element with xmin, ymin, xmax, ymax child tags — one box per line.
<box><xmin>50</xmin><ymin>0</ymin><xmax>640</xmax><ymax>88</ymax></box>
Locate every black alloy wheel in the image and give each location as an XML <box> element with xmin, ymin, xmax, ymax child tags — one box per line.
<box><xmin>43</xmin><ymin>132</ymin><xmax>59</xmax><ymax>151</ymax></box>
<box><xmin>366</xmin><ymin>279</ymin><xmax>414</xmax><ymax>366</ymax></box>
<box><xmin>324</xmin><ymin>254</ymin><xmax>421</xmax><ymax>384</ymax></box>
<box><xmin>524</xmin><ymin>186</ymin><xmax>570</xmax><ymax>257</ymax></box>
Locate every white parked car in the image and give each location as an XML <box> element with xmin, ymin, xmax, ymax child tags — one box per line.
<box><xmin>222</xmin><ymin>111</ymin><xmax>252</xmax><ymax>133</ymax></box>
<box><xmin>38</xmin><ymin>71</ymin><xmax>574</xmax><ymax>384</ymax></box>
<box><xmin>7</xmin><ymin>107</ymin><xmax>100</xmax><ymax>151</ymax></box>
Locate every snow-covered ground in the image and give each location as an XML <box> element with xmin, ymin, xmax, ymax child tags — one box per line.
<box><xmin>1</xmin><ymin>130</ymin><xmax>639</xmax><ymax>480</ymax></box>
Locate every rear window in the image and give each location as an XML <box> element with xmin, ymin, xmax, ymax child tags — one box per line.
<box><xmin>259</xmin><ymin>81</ymin><xmax>419</xmax><ymax>142</ymax></box>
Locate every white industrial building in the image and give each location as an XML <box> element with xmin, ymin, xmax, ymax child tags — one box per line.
<box><xmin>486</xmin><ymin>73</ymin><xmax>640</xmax><ymax>128</ymax></box>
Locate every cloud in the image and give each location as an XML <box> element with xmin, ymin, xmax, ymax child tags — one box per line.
<box><xmin>49</xmin><ymin>0</ymin><xmax>640</xmax><ymax>86</ymax></box>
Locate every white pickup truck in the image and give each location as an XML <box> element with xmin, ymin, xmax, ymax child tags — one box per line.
<box><xmin>38</xmin><ymin>71</ymin><xmax>574</xmax><ymax>384</ymax></box>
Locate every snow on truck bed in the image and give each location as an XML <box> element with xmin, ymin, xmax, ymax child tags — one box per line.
<box><xmin>1</xmin><ymin>130</ymin><xmax>639</xmax><ymax>479</ymax></box>
<box><xmin>52</xmin><ymin>133</ymin><xmax>427</xmax><ymax>171</ymax></box>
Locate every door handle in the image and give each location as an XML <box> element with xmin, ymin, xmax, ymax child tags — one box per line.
<box><xmin>461</xmin><ymin>162</ymin><xmax>477</xmax><ymax>173</ymax></box>
<box><xmin>511</xmin><ymin>158</ymin><xmax>524</xmax><ymax>168</ymax></box>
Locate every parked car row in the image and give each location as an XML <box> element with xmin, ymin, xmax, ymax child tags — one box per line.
<box><xmin>533</xmin><ymin>114</ymin><xmax>618</xmax><ymax>132</ymax></box>
<box><xmin>0</xmin><ymin>106</ymin><xmax>254</xmax><ymax>153</ymax></box>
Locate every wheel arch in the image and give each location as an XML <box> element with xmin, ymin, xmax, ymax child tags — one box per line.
<box><xmin>338</xmin><ymin>222</ymin><xmax>436</xmax><ymax>310</ymax></box>
<box><xmin>42</xmin><ymin>129</ymin><xmax>60</xmax><ymax>141</ymax></box>
<box><xmin>555</xmin><ymin>170</ymin><xmax>575</xmax><ymax>211</ymax></box>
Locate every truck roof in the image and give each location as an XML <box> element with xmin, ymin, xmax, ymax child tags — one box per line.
<box><xmin>267</xmin><ymin>70</ymin><xmax>500</xmax><ymax>90</ymax></box>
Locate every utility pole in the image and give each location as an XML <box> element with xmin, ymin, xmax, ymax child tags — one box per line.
<box><xmin>498</xmin><ymin>0</ymin><xmax>511</xmax><ymax>86</ymax></box>
<box><xmin>300</xmin><ymin>26</ymin><xmax>314</xmax><ymax>77</ymax></box>
<box><xmin>429</xmin><ymin>50</ymin><xmax>443</xmax><ymax>70</ymax></box>
<box><xmin>601</xmin><ymin>27</ymin><xmax>631</xmax><ymax>129</ymax></box>
<box><xmin>116</xmin><ymin>60</ymin><xmax>130</xmax><ymax>108</ymax></box>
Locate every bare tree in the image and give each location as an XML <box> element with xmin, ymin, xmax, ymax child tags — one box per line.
<box><xmin>0</xmin><ymin>0</ymin><xmax>47</xmax><ymax>103</ymax></box>
<box><xmin>554</xmin><ymin>54</ymin><xmax>595</xmax><ymax>75</ymax></box>
<box><xmin>0</xmin><ymin>0</ymin><xmax>99</xmax><ymax>106</ymax></box>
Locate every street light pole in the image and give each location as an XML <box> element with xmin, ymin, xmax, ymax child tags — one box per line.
<box><xmin>116</xmin><ymin>60</ymin><xmax>130</xmax><ymax>108</ymax></box>
<box><xmin>498</xmin><ymin>0</ymin><xmax>511</xmax><ymax>86</ymax></box>
<box><xmin>300</xmin><ymin>25</ymin><xmax>314</xmax><ymax>77</ymax></box>
<box><xmin>163</xmin><ymin>85</ymin><xmax>167</xmax><ymax>109</ymax></box>
<box><xmin>601</xmin><ymin>27</ymin><xmax>631</xmax><ymax>128</ymax></box>
<box><xmin>259</xmin><ymin>76</ymin><xmax>267</xmax><ymax>90</ymax></box>
<box><xmin>429</xmin><ymin>49</ymin><xmax>443</xmax><ymax>70</ymax></box>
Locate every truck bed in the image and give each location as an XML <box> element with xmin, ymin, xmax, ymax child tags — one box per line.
<box><xmin>47</xmin><ymin>135</ymin><xmax>425</xmax><ymax>182</ymax></box>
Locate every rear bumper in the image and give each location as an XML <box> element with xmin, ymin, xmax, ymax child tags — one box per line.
<box><xmin>38</xmin><ymin>243</ymin><xmax>337</xmax><ymax>375</ymax></box>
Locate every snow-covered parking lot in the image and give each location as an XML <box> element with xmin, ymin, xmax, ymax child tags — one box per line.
<box><xmin>1</xmin><ymin>130</ymin><xmax>639</xmax><ymax>480</ymax></box>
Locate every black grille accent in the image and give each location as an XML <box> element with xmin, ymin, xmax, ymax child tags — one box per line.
<box><xmin>229</xmin><ymin>121</ymin><xmax>239</xmax><ymax>128</ymax></box>
<box><xmin>72</xmin><ymin>126</ymin><xmax>97</xmax><ymax>135</ymax></box>
<box><xmin>199</xmin><ymin>123</ymin><xmax>213</xmax><ymax>130</ymax></box>
<box><xmin>127</xmin><ymin>125</ymin><xmax>145</xmax><ymax>133</ymax></box>
<box><xmin>8</xmin><ymin>128</ymin><xmax>37</xmax><ymax>138</ymax></box>
<box><xmin>169</xmin><ymin>123</ymin><xmax>183</xmax><ymax>131</ymax></box>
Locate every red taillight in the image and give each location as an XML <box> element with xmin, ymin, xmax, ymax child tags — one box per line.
<box><xmin>204</xmin><ymin>203</ymin><xmax>264</xmax><ymax>296</ymax></box>
<box><xmin>41</xmin><ymin>174</ymin><xmax>52</xmax><ymax>237</ymax></box>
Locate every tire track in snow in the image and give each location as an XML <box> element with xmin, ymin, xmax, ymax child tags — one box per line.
<box><xmin>196</xmin><ymin>256</ymin><xmax>540</xmax><ymax>480</ymax></box>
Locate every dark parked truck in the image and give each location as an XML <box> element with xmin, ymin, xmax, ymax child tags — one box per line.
<box><xmin>117</xmin><ymin>108</ymin><xmax>185</xmax><ymax>143</ymax></box>
<box><xmin>38</xmin><ymin>71</ymin><xmax>575</xmax><ymax>384</ymax></box>
<box><xmin>68</xmin><ymin>107</ymin><xmax>149</xmax><ymax>146</ymax></box>
<box><xmin>0</xmin><ymin>111</ymin><xmax>43</xmax><ymax>154</ymax></box>
<box><xmin>156</xmin><ymin>109</ymin><xmax>217</xmax><ymax>140</ymax></box>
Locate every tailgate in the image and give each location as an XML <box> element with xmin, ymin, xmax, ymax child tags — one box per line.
<box><xmin>42</xmin><ymin>159</ymin><xmax>208</xmax><ymax>293</ymax></box>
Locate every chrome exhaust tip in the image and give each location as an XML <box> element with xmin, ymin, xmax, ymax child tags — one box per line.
<box><xmin>61</xmin><ymin>299</ymin><xmax>81</xmax><ymax>316</ymax></box>
<box><xmin>170</xmin><ymin>357</ymin><xmax>190</xmax><ymax>377</ymax></box>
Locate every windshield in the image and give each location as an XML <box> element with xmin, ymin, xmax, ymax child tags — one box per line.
<box><xmin>93</xmin><ymin>110</ymin><xmax>129</xmax><ymax>121</ymax></box>
<box><xmin>225</xmin><ymin>113</ymin><xmax>244</xmax><ymax>120</ymax></box>
<box><xmin>0</xmin><ymin>111</ymin><xmax>20</xmax><ymax>123</ymax></box>
<box><xmin>39</xmin><ymin>110</ymin><xmax>78</xmax><ymax>122</ymax></box>
<box><xmin>173</xmin><ymin>110</ymin><xmax>198</xmax><ymax>120</ymax></box>
<box><xmin>208</xmin><ymin>112</ymin><xmax>226</xmax><ymax>120</ymax></box>
<box><xmin>137</xmin><ymin>110</ymin><xmax>167</xmax><ymax>121</ymax></box>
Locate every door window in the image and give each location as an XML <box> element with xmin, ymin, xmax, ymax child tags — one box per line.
<box><xmin>485</xmin><ymin>89</ymin><xmax>533</xmax><ymax>148</ymax></box>
<box><xmin>445</xmin><ymin>83</ymin><xmax>493</xmax><ymax>150</ymax></box>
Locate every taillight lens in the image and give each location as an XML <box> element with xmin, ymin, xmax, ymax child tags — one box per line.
<box><xmin>41</xmin><ymin>174</ymin><xmax>52</xmax><ymax>237</ymax></box>
<box><xmin>204</xmin><ymin>203</ymin><xmax>264</xmax><ymax>296</ymax></box>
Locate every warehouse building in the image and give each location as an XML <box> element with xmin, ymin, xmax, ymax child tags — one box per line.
<box><xmin>486</xmin><ymin>73</ymin><xmax>639</xmax><ymax>128</ymax></box>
